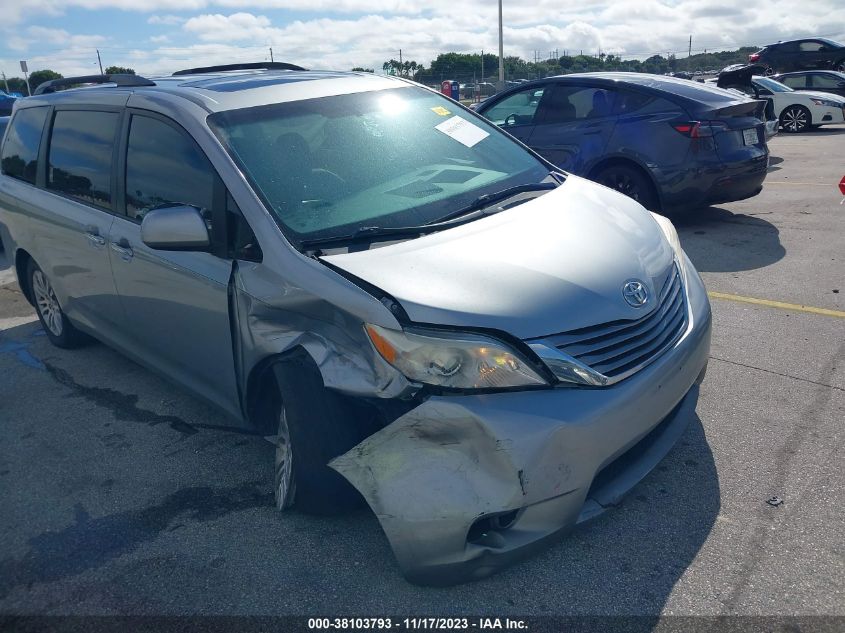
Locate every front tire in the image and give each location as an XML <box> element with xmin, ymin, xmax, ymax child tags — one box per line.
<box><xmin>28</xmin><ymin>259</ymin><xmax>89</xmax><ymax>349</ymax></box>
<box><xmin>594</xmin><ymin>164</ymin><xmax>659</xmax><ymax>211</ymax></box>
<box><xmin>780</xmin><ymin>105</ymin><xmax>811</xmax><ymax>133</ymax></box>
<box><xmin>271</xmin><ymin>351</ymin><xmax>370</xmax><ymax>515</ymax></box>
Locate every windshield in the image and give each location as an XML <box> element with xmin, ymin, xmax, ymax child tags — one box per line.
<box><xmin>754</xmin><ymin>77</ymin><xmax>794</xmax><ymax>93</ymax></box>
<box><xmin>209</xmin><ymin>87</ymin><xmax>549</xmax><ymax>244</ymax></box>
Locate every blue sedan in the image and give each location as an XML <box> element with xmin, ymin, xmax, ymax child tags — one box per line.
<box><xmin>476</xmin><ymin>73</ymin><xmax>769</xmax><ymax>213</ymax></box>
<box><xmin>0</xmin><ymin>93</ymin><xmax>17</xmax><ymax>117</ymax></box>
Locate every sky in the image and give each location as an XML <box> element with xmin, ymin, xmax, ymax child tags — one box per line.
<box><xmin>0</xmin><ymin>0</ymin><xmax>844</xmax><ymax>80</ymax></box>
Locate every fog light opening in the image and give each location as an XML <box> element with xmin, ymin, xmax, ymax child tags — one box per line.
<box><xmin>491</xmin><ymin>509</ymin><xmax>519</xmax><ymax>530</ymax></box>
<box><xmin>467</xmin><ymin>510</ymin><xmax>520</xmax><ymax>548</ymax></box>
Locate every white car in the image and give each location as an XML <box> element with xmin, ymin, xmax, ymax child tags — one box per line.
<box><xmin>751</xmin><ymin>76</ymin><xmax>845</xmax><ymax>133</ymax></box>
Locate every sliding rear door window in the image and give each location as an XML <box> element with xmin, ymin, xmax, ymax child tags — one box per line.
<box><xmin>47</xmin><ymin>110</ymin><xmax>119</xmax><ymax>210</ymax></box>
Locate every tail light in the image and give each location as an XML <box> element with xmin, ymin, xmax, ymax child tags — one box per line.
<box><xmin>839</xmin><ymin>175</ymin><xmax>845</xmax><ymax>196</ymax></box>
<box><xmin>672</xmin><ymin>121</ymin><xmax>729</xmax><ymax>137</ymax></box>
<box><xmin>749</xmin><ymin>53</ymin><xmax>760</xmax><ymax>62</ymax></box>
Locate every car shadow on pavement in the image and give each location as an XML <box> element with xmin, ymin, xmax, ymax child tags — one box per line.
<box><xmin>802</xmin><ymin>126</ymin><xmax>845</xmax><ymax>136</ymax></box>
<box><xmin>671</xmin><ymin>206</ymin><xmax>785</xmax><ymax>273</ymax></box>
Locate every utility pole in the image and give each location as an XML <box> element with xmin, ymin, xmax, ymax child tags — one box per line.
<box><xmin>96</xmin><ymin>49</ymin><xmax>104</xmax><ymax>75</ymax></box>
<box><xmin>399</xmin><ymin>49</ymin><xmax>402</xmax><ymax>66</ymax></box>
<box><xmin>688</xmin><ymin>35</ymin><xmax>692</xmax><ymax>58</ymax></box>
<box><xmin>269</xmin><ymin>47</ymin><xmax>274</xmax><ymax>62</ymax></box>
<box><xmin>481</xmin><ymin>50</ymin><xmax>484</xmax><ymax>82</ymax></box>
<box><xmin>2</xmin><ymin>72</ymin><xmax>9</xmax><ymax>94</ymax></box>
<box><xmin>497</xmin><ymin>0</ymin><xmax>504</xmax><ymax>89</ymax></box>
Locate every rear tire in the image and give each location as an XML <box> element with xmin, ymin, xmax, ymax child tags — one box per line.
<box><xmin>27</xmin><ymin>259</ymin><xmax>90</xmax><ymax>349</ymax></box>
<box><xmin>271</xmin><ymin>351</ymin><xmax>369</xmax><ymax>515</ymax></box>
<box><xmin>779</xmin><ymin>105</ymin><xmax>811</xmax><ymax>133</ymax></box>
<box><xmin>594</xmin><ymin>164</ymin><xmax>659</xmax><ymax>211</ymax></box>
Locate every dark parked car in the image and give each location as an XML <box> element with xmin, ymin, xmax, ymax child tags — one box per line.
<box><xmin>771</xmin><ymin>70</ymin><xmax>845</xmax><ymax>98</ymax></box>
<box><xmin>749</xmin><ymin>38</ymin><xmax>845</xmax><ymax>73</ymax></box>
<box><xmin>0</xmin><ymin>93</ymin><xmax>17</xmax><ymax>116</ymax></box>
<box><xmin>475</xmin><ymin>73</ymin><xmax>769</xmax><ymax>213</ymax></box>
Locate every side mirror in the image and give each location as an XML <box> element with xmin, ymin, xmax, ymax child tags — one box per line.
<box><xmin>837</xmin><ymin>81</ymin><xmax>845</xmax><ymax>88</ymax></box>
<box><xmin>140</xmin><ymin>205</ymin><xmax>210</xmax><ymax>251</ymax></box>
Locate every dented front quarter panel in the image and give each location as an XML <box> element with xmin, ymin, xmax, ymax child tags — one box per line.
<box><xmin>230</xmin><ymin>255</ymin><xmax>417</xmax><ymax>404</ymax></box>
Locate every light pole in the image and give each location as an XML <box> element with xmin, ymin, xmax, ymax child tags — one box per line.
<box><xmin>498</xmin><ymin>0</ymin><xmax>504</xmax><ymax>90</ymax></box>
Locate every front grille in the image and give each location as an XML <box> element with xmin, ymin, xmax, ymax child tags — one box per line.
<box><xmin>547</xmin><ymin>265</ymin><xmax>688</xmax><ymax>382</ymax></box>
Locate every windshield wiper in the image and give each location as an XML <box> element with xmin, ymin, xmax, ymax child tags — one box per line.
<box><xmin>428</xmin><ymin>181</ymin><xmax>557</xmax><ymax>225</ymax></box>
<box><xmin>298</xmin><ymin>180</ymin><xmax>559</xmax><ymax>250</ymax></box>
<box><xmin>298</xmin><ymin>224</ymin><xmax>434</xmax><ymax>249</ymax></box>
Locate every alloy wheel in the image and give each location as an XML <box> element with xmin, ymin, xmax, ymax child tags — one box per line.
<box><xmin>781</xmin><ymin>107</ymin><xmax>809</xmax><ymax>133</ymax></box>
<box><xmin>32</xmin><ymin>270</ymin><xmax>63</xmax><ymax>337</ymax></box>
<box><xmin>602</xmin><ymin>171</ymin><xmax>642</xmax><ymax>202</ymax></box>
<box><xmin>273</xmin><ymin>407</ymin><xmax>296</xmax><ymax>510</ymax></box>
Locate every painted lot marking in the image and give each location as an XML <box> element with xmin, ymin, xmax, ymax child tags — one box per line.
<box><xmin>708</xmin><ymin>291</ymin><xmax>845</xmax><ymax>319</ymax></box>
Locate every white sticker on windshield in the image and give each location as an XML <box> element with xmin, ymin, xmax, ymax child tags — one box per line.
<box><xmin>434</xmin><ymin>116</ymin><xmax>490</xmax><ymax>148</ymax></box>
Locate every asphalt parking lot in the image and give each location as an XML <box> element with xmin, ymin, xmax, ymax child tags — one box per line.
<box><xmin>0</xmin><ymin>126</ymin><xmax>843</xmax><ymax>618</ymax></box>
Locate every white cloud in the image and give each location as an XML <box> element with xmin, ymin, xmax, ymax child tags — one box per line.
<box><xmin>147</xmin><ymin>14</ymin><xmax>186</xmax><ymax>25</ymax></box>
<box><xmin>184</xmin><ymin>12</ymin><xmax>274</xmax><ymax>42</ymax></box>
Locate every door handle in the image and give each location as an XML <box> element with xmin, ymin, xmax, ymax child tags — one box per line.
<box><xmin>110</xmin><ymin>238</ymin><xmax>134</xmax><ymax>261</ymax></box>
<box><xmin>84</xmin><ymin>225</ymin><xmax>106</xmax><ymax>247</ymax></box>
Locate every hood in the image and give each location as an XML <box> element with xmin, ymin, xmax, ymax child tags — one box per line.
<box><xmin>323</xmin><ymin>176</ymin><xmax>675</xmax><ymax>340</ymax></box>
<box><xmin>794</xmin><ymin>89</ymin><xmax>845</xmax><ymax>103</ymax></box>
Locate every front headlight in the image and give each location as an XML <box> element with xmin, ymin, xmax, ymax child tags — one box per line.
<box><xmin>365</xmin><ymin>324</ymin><xmax>548</xmax><ymax>389</ymax></box>
<box><xmin>650</xmin><ymin>212</ymin><xmax>688</xmax><ymax>284</ymax></box>
<box><xmin>810</xmin><ymin>98</ymin><xmax>838</xmax><ymax>107</ymax></box>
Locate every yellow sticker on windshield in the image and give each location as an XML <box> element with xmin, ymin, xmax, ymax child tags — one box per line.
<box><xmin>431</xmin><ymin>106</ymin><xmax>451</xmax><ymax>116</ymax></box>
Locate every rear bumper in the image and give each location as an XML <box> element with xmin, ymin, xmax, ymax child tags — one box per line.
<box><xmin>658</xmin><ymin>150</ymin><xmax>768</xmax><ymax>211</ymax></box>
<box><xmin>703</xmin><ymin>161</ymin><xmax>768</xmax><ymax>205</ymax></box>
<box><xmin>331</xmin><ymin>259</ymin><xmax>712</xmax><ymax>585</ymax></box>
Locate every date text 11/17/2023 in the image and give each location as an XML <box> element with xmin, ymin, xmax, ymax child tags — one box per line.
<box><xmin>307</xmin><ymin>617</ymin><xmax>529</xmax><ymax>630</ymax></box>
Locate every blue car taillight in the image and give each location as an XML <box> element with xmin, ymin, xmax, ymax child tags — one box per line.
<box><xmin>672</xmin><ymin>121</ymin><xmax>729</xmax><ymax>137</ymax></box>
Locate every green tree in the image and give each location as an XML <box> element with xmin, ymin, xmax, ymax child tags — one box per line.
<box><xmin>642</xmin><ymin>55</ymin><xmax>669</xmax><ymax>74</ymax></box>
<box><xmin>104</xmin><ymin>66</ymin><xmax>135</xmax><ymax>75</ymax></box>
<box><xmin>668</xmin><ymin>54</ymin><xmax>678</xmax><ymax>72</ymax></box>
<box><xmin>3</xmin><ymin>77</ymin><xmax>28</xmax><ymax>94</ymax></box>
<box><xmin>381</xmin><ymin>58</ymin><xmax>420</xmax><ymax>78</ymax></box>
<box><xmin>351</xmin><ymin>67</ymin><xmax>374</xmax><ymax>73</ymax></box>
<box><xmin>27</xmin><ymin>69</ymin><xmax>62</xmax><ymax>93</ymax></box>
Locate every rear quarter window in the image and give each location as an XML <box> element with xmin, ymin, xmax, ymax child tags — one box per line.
<box><xmin>615</xmin><ymin>91</ymin><xmax>683</xmax><ymax>115</ymax></box>
<box><xmin>1</xmin><ymin>107</ymin><xmax>49</xmax><ymax>186</ymax></box>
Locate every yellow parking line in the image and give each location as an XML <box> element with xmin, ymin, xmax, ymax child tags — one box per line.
<box><xmin>708</xmin><ymin>291</ymin><xmax>845</xmax><ymax>318</ymax></box>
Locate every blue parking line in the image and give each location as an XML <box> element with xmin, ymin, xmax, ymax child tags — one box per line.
<box><xmin>0</xmin><ymin>330</ymin><xmax>46</xmax><ymax>370</ymax></box>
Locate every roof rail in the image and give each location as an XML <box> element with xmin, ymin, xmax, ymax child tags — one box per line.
<box><xmin>34</xmin><ymin>74</ymin><xmax>155</xmax><ymax>95</ymax></box>
<box><xmin>172</xmin><ymin>62</ymin><xmax>307</xmax><ymax>76</ymax></box>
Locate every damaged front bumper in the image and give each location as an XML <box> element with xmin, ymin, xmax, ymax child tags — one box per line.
<box><xmin>331</xmin><ymin>274</ymin><xmax>712</xmax><ymax>586</ymax></box>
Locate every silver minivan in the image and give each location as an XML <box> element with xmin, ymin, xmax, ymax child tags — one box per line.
<box><xmin>0</xmin><ymin>65</ymin><xmax>711</xmax><ymax>585</ymax></box>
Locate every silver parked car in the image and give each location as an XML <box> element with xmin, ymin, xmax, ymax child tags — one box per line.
<box><xmin>0</xmin><ymin>64</ymin><xmax>711</xmax><ymax>585</ymax></box>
